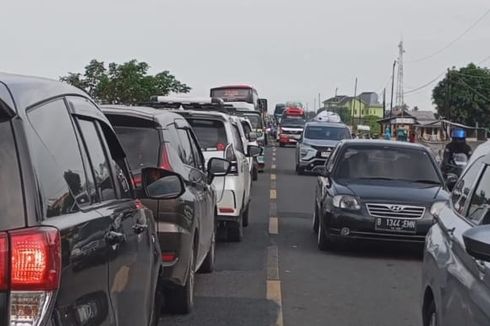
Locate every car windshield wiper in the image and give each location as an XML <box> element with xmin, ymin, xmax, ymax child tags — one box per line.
<box><xmin>357</xmin><ymin>177</ymin><xmax>394</xmax><ymax>181</ymax></box>
<box><xmin>408</xmin><ymin>179</ymin><xmax>441</xmax><ymax>185</ymax></box>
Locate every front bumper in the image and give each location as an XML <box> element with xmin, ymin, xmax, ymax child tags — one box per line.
<box><xmin>323</xmin><ymin>208</ymin><xmax>432</xmax><ymax>243</ymax></box>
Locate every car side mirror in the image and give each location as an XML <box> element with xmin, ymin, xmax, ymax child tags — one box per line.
<box><xmin>446</xmin><ymin>173</ymin><xmax>458</xmax><ymax>191</ymax></box>
<box><xmin>248</xmin><ymin>132</ymin><xmax>258</xmax><ymax>142</ymax></box>
<box><xmin>141</xmin><ymin>167</ymin><xmax>185</xmax><ymax>200</ymax></box>
<box><xmin>463</xmin><ymin>225</ymin><xmax>490</xmax><ymax>262</ymax></box>
<box><xmin>207</xmin><ymin>158</ymin><xmax>231</xmax><ymax>183</ymax></box>
<box><xmin>247</xmin><ymin>145</ymin><xmax>261</xmax><ymax>157</ymax></box>
<box><xmin>312</xmin><ymin>166</ymin><xmax>329</xmax><ymax>177</ymax></box>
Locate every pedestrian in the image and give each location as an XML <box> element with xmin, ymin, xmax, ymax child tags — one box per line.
<box><xmin>384</xmin><ymin>127</ymin><xmax>392</xmax><ymax>140</ymax></box>
<box><xmin>409</xmin><ymin>132</ymin><xmax>416</xmax><ymax>143</ymax></box>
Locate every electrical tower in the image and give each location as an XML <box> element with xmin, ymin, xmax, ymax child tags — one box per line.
<box><xmin>395</xmin><ymin>40</ymin><xmax>405</xmax><ymax>108</ymax></box>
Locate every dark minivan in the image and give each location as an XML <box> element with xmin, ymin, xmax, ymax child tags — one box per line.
<box><xmin>102</xmin><ymin>105</ymin><xmax>230</xmax><ymax>314</ymax></box>
<box><xmin>0</xmin><ymin>73</ymin><xmax>179</xmax><ymax>326</ymax></box>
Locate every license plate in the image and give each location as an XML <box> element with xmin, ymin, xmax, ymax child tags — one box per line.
<box><xmin>375</xmin><ymin>218</ymin><xmax>416</xmax><ymax>233</ymax></box>
<box><xmin>321</xmin><ymin>151</ymin><xmax>330</xmax><ymax>158</ymax></box>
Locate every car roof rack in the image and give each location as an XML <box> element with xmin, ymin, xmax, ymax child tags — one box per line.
<box><xmin>142</xmin><ymin>96</ymin><xmax>237</xmax><ymax>114</ymax></box>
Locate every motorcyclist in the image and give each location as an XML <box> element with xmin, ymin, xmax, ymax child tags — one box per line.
<box><xmin>441</xmin><ymin>128</ymin><xmax>472</xmax><ymax>177</ymax></box>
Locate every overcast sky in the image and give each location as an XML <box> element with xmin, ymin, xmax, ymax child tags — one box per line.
<box><xmin>1</xmin><ymin>0</ymin><xmax>489</xmax><ymax>112</ymax></box>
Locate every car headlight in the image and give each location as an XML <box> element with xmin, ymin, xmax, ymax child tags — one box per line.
<box><xmin>300</xmin><ymin>144</ymin><xmax>315</xmax><ymax>156</ymax></box>
<box><xmin>332</xmin><ymin>195</ymin><xmax>361</xmax><ymax>210</ymax></box>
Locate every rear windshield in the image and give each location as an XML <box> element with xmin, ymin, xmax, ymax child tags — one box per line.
<box><xmin>113</xmin><ymin>126</ymin><xmax>160</xmax><ymax>171</ymax></box>
<box><xmin>334</xmin><ymin>146</ymin><xmax>441</xmax><ymax>184</ymax></box>
<box><xmin>244</xmin><ymin>114</ymin><xmax>263</xmax><ymax>129</ymax></box>
<box><xmin>0</xmin><ymin>121</ymin><xmax>24</xmax><ymax>229</ymax></box>
<box><xmin>305</xmin><ymin>126</ymin><xmax>351</xmax><ymax>141</ymax></box>
<box><xmin>187</xmin><ymin>119</ymin><xmax>228</xmax><ymax>151</ymax></box>
<box><xmin>281</xmin><ymin>118</ymin><xmax>306</xmax><ymax>127</ymax></box>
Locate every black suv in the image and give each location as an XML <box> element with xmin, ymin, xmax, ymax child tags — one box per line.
<box><xmin>102</xmin><ymin>105</ymin><xmax>230</xmax><ymax>314</ymax></box>
<box><xmin>0</xmin><ymin>73</ymin><xmax>181</xmax><ymax>326</ymax></box>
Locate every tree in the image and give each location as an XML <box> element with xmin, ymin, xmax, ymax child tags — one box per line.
<box><xmin>433</xmin><ymin>63</ymin><xmax>490</xmax><ymax>127</ymax></box>
<box><xmin>60</xmin><ymin>59</ymin><xmax>191</xmax><ymax>104</ymax></box>
<box><xmin>362</xmin><ymin>115</ymin><xmax>381</xmax><ymax>135</ymax></box>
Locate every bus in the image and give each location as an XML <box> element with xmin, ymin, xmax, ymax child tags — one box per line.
<box><xmin>210</xmin><ymin>85</ymin><xmax>266</xmax><ymax>113</ymax></box>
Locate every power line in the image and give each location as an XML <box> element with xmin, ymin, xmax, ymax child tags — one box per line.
<box><xmin>406</xmin><ymin>9</ymin><xmax>490</xmax><ymax>64</ymax></box>
<box><xmin>455</xmin><ymin>76</ymin><xmax>490</xmax><ymax>102</ymax></box>
<box><xmin>405</xmin><ymin>71</ymin><xmax>446</xmax><ymax>94</ymax></box>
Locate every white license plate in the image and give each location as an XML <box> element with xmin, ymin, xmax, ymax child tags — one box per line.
<box><xmin>321</xmin><ymin>152</ymin><xmax>330</xmax><ymax>158</ymax></box>
<box><xmin>375</xmin><ymin>218</ymin><xmax>416</xmax><ymax>233</ymax></box>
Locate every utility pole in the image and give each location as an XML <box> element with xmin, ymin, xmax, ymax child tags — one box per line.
<box><xmin>351</xmin><ymin>77</ymin><xmax>358</xmax><ymax>128</ymax></box>
<box><xmin>390</xmin><ymin>60</ymin><xmax>397</xmax><ymax>116</ymax></box>
<box><xmin>335</xmin><ymin>87</ymin><xmax>338</xmax><ymax>97</ymax></box>
<box><xmin>382</xmin><ymin>88</ymin><xmax>386</xmax><ymax>119</ymax></box>
<box><xmin>395</xmin><ymin>40</ymin><xmax>405</xmax><ymax>112</ymax></box>
<box><xmin>314</xmin><ymin>98</ymin><xmax>316</xmax><ymax>112</ymax></box>
<box><xmin>318</xmin><ymin>93</ymin><xmax>321</xmax><ymax>111</ymax></box>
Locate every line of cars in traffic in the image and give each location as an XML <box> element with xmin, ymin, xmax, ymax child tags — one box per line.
<box><xmin>276</xmin><ymin>108</ymin><xmax>490</xmax><ymax>325</ymax></box>
<box><xmin>0</xmin><ymin>73</ymin><xmax>266</xmax><ymax>325</ymax></box>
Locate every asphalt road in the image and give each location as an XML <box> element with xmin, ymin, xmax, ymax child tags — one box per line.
<box><xmin>161</xmin><ymin>144</ymin><xmax>423</xmax><ymax>326</ymax></box>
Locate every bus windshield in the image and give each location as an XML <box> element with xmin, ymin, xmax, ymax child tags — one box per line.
<box><xmin>211</xmin><ymin>88</ymin><xmax>253</xmax><ymax>103</ymax></box>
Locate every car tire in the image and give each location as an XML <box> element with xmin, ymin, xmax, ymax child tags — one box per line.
<box><xmin>317</xmin><ymin>218</ymin><xmax>333</xmax><ymax>251</ymax></box>
<box><xmin>423</xmin><ymin>298</ymin><xmax>438</xmax><ymax>326</ymax></box>
<box><xmin>252</xmin><ymin>165</ymin><xmax>258</xmax><ymax>181</ymax></box>
<box><xmin>242</xmin><ymin>206</ymin><xmax>249</xmax><ymax>227</ymax></box>
<box><xmin>312</xmin><ymin>204</ymin><xmax>319</xmax><ymax>233</ymax></box>
<box><xmin>149</xmin><ymin>276</ymin><xmax>163</xmax><ymax>326</ymax></box>
<box><xmin>198</xmin><ymin>231</ymin><xmax>215</xmax><ymax>274</ymax></box>
<box><xmin>165</xmin><ymin>248</ymin><xmax>195</xmax><ymax>314</ymax></box>
<box><xmin>227</xmin><ymin>216</ymin><xmax>244</xmax><ymax>242</ymax></box>
<box><xmin>296</xmin><ymin>164</ymin><xmax>304</xmax><ymax>175</ymax></box>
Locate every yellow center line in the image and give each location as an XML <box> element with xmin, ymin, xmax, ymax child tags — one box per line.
<box><xmin>266</xmin><ymin>246</ymin><xmax>283</xmax><ymax>326</ymax></box>
<box><xmin>270</xmin><ymin>189</ymin><xmax>277</xmax><ymax>200</ymax></box>
<box><xmin>269</xmin><ymin>217</ymin><xmax>279</xmax><ymax>234</ymax></box>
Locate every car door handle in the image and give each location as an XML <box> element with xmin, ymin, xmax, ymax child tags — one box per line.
<box><xmin>105</xmin><ymin>231</ymin><xmax>126</xmax><ymax>245</ymax></box>
<box><xmin>132</xmin><ymin>224</ymin><xmax>148</xmax><ymax>234</ymax></box>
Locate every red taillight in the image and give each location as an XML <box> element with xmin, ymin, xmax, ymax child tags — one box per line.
<box><xmin>216</xmin><ymin>143</ymin><xmax>226</xmax><ymax>151</ymax></box>
<box><xmin>133</xmin><ymin>174</ymin><xmax>142</xmax><ymax>188</ymax></box>
<box><xmin>161</xmin><ymin>252</ymin><xmax>177</xmax><ymax>263</ymax></box>
<box><xmin>0</xmin><ymin>233</ymin><xmax>8</xmax><ymax>291</ymax></box>
<box><xmin>9</xmin><ymin>227</ymin><xmax>61</xmax><ymax>291</ymax></box>
<box><xmin>219</xmin><ymin>208</ymin><xmax>235</xmax><ymax>214</ymax></box>
<box><xmin>160</xmin><ymin>144</ymin><xmax>173</xmax><ymax>171</ymax></box>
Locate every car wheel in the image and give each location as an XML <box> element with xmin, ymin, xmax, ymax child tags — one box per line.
<box><xmin>423</xmin><ymin>298</ymin><xmax>438</xmax><ymax>326</ymax></box>
<box><xmin>252</xmin><ymin>165</ymin><xmax>258</xmax><ymax>181</ymax></box>
<box><xmin>227</xmin><ymin>215</ymin><xmax>244</xmax><ymax>242</ymax></box>
<box><xmin>312</xmin><ymin>204</ymin><xmax>319</xmax><ymax>233</ymax></box>
<box><xmin>165</xmin><ymin>248</ymin><xmax>195</xmax><ymax>314</ymax></box>
<box><xmin>296</xmin><ymin>164</ymin><xmax>304</xmax><ymax>175</ymax></box>
<box><xmin>198</xmin><ymin>231</ymin><xmax>215</xmax><ymax>273</ymax></box>
<box><xmin>242</xmin><ymin>206</ymin><xmax>249</xmax><ymax>227</ymax></box>
<box><xmin>317</xmin><ymin>218</ymin><xmax>333</xmax><ymax>251</ymax></box>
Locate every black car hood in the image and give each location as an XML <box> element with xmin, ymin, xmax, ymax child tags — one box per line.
<box><xmin>336</xmin><ymin>180</ymin><xmax>446</xmax><ymax>204</ymax></box>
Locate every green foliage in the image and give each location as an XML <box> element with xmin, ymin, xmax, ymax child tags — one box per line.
<box><xmin>60</xmin><ymin>59</ymin><xmax>191</xmax><ymax>104</ymax></box>
<box><xmin>433</xmin><ymin>63</ymin><xmax>490</xmax><ymax>127</ymax></box>
<box><xmin>362</xmin><ymin>115</ymin><xmax>381</xmax><ymax>134</ymax></box>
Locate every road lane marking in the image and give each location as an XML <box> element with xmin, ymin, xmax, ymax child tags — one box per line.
<box><xmin>272</xmin><ymin>164</ymin><xmax>276</xmax><ymax>170</ymax></box>
<box><xmin>266</xmin><ymin>246</ymin><xmax>283</xmax><ymax>326</ymax></box>
<box><xmin>272</xmin><ymin>157</ymin><xmax>276</xmax><ymax>162</ymax></box>
<box><xmin>270</xmin><ymin>189</ymin><xmax>277</xmax><ymax>200</ymax></box>
<box><xmin>271</xmin><ymin>174</ymin><xmax>276</xmax><ymax>181</ymax></box>
<box><xmin>269</xmin><ymin>217</ymin><xmax>279</xmax><ymax>234</ymax></box>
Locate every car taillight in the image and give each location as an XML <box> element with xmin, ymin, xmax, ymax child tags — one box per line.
<box><xmin>160</xmin><ymin>143</ymin><xmax>173</xmax><ymax>171</ymax></box>
<box><xmin>216</xmin><ymin>143</ymin><xmax>226</xmax><ymax>151</ymax></box>
<box><xmin>225</xmin><ymin>145</ymin><xmax>238</xmax><ymax>174</ymax></box>
<box><xmin>132</xmin><ymin>174</ymin><xmax>142</xmax><ymax>188</ymax></box>
<box><xmin>3</xmin><ymin>227</ymin><xmax>61</xmax><ymax>326</ymax></box>
<box><xmin>161</xmin><ymin>252</ymin><xmax>177</xmax><ymax>263</ymax></box>
<box><xmin>0</xmin><ymin>233</ymin><xmax>8</xmax><ymax>291</ymax></box>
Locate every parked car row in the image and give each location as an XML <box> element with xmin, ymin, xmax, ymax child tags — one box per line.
<box><xmin>0</xmin><ymin>73</ymin><xmax>261</xmax><ymax>325</ymax></box>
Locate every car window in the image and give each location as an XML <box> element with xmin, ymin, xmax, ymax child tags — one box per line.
<box><xmin>241</xmin><ymin>122</ymin><xmax>252</xmax><ymax>138</ymax></box>
<box><xmin>466</xmin><ymin>166</ymin><xmax>490</xmax><ymax>224</ymax></box>
<box><xmin>0</xmin><ymin>120</ymin><xmax>25</xmax><ymax>227</ymax></box>
<box><xmin>177</xmin><ymin>128</ymin><xmax>196</xmax><ymax>167</ymax></box>
<box><xmin>305</xmin><ymin>126</ymin><xmax>351</xmax><ymax>141</ymax></box>
<box><xmin>326</xmin><ymin>145</ymin><xmax>341</xmax><ymax>173</ymax></box>
<box><xmin>452</xmin><ymin>156</ymin><xmax>484</xmax><ymax>215</ymax></box>
<box><xmin>231</xmin><ymin>124</ymin><xmax>244</xmax><ymax>153</ymax></box>
<box><xmin>27</xmin><ymin>99</ymin><xmax>90</xmax><ymax>218</ymax></box>
<box><xmin>187</xmin><ymin>118</ymin><xmax>228</xmax><ymax>151</ymax></box>
<box><xmin>334</xmin><ymin>145</ymin><xmax>440</xmax><ymax>184</ymax></box>
<box><xmin>77</xmin><ymin>119</ymin><xmax>117</xmax><ymax>202</ymax></box>
<box><xmin>188</xmin><ymin>130</ymin><xmax>205</xmax><ymax>170</ymax></box>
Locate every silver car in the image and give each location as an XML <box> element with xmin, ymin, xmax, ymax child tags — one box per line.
<box><xmin>422</xmin><ymin>149</ymin><xmax>490</xmax><ymax>326</ymax></box>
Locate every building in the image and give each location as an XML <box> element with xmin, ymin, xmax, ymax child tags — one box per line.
<box><xmin>322</xmin><ymin>92</ymin><xmax>384</xmax><ymax>120</ymax></box>
<box><xmin>378</xmin><ymin>110</ymin><xmax>442</xmax><ymax>140</ymax></box>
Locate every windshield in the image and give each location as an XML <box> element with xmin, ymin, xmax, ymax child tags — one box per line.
<box><xmin>113</xmin><ymin>126</ymin><xmax>160</xmax><ymax>171</ymax></box>
<box><xmin>281</xmin><ymin>118</ymin><xmax>306</xmax><ymax>127</ymax></box>
<box><xmin>244</xmin><ymin>114</ymin><xmax>263</xmax><ymax>129</ymax></box>
<box><xmin>187</xmin><ymin>118</ymin><xmax>228</xmax><ymax>151</ymax></box>
<box><xmin>335</xmin><ymin>146</ymin><xmax>440</xmax><ymax>184</ymax></box>
<box><xmin>305</xmin><ymin>125</ymin><xmax>350</xmax><ymax>141</ymax></box>
<box><xmin>274</xmin><ymin>105</ymin><xmax>285</xmax><ymax>115</ymax></box>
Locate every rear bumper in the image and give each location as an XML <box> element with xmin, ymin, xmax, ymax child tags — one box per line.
<box><xmin>279</xmin><ymin>136</ymin><xmax>299</xmax><ymax>145</ymax></box>
<box><xmin>157</xmin><ymin>222</ymin><xmax>193</xmax><ymax>287</ymax></box>
<box><xmin>298</xmin><ymin>158</ymin><xmax>327</xmax><ymax>172</ymax></box>
<box><xmin>213</xmin><ymin>176</ymin><xmax>244</xmax><ymax>217</ymax></box>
